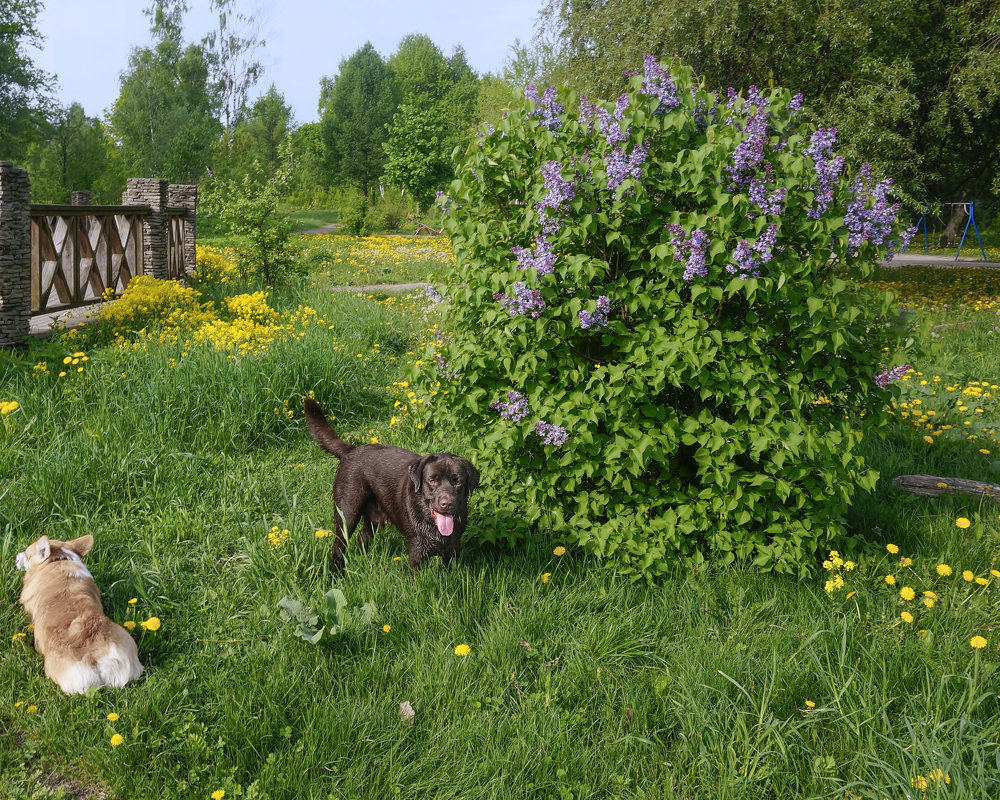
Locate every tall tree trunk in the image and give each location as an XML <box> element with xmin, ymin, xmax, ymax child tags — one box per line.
<box><xmin>938</xmin><ymin>203</ymin><xmax>967</xmax><ymax>247</ymax></box>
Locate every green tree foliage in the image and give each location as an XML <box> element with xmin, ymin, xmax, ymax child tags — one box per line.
<box><xmin>540</xmin><ymin>0</ymin><xmax>1000</xmax><ymax>209</ymax></box>
<box><xmin>203</xmin><ymin>168</ymin><xmax>300</xmax><ymax>285</ymax></box>
<box><xmin>382</xmin><ymin>103</ymin><xmax>452</xmax><ymax>211</ymax></box>
<box><xmin>214</xmin><ymin>84</ymin><xmax>292</xmax><ymax>183</ymax></box>
<box><xmin>382</xmin><ymin>36</ymin><xmax>480</xmax><ymax>206</ymax></box>
<box><xmin>202</xmin><ymin>0</ymin><xmax>265</xmax><ymax>140</ymax></box>
<box><xmin>0</xmin><ymin>0</ymin><xmax>53</xmax><ymax>162</ymax></box>
<box><xmin>319</xmin><ymin>42</ymin><xmax>398</xmax><ymax>201</ymax></box>
<box><xmin>22</xmin><ymin>103</ymin><xmax>113</xmax><ymax>202</ymax></box>
<box><xmin>284</xmin><ymin>121</ymin><xmax>331</xmax><ymax>207</ymax></box>
<box><xmin>422</xmin><ymin>60</ymin><xmax>913</xmax><ymax>579</ymax></box>
<box><xmin>109</xmin><ymin>0</ymin><xmax>220</xmax><ymax>183</ymax></box>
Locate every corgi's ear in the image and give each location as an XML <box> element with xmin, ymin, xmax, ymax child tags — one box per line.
<box><xmin>66</xmin><ymin>535</ymin><xmax>94</xmax><ymax>558</ymax></box>
<box><xmin>36</xmin><ymin>536</ymin><xmax>51</xmax><ymax>562</ymax></box>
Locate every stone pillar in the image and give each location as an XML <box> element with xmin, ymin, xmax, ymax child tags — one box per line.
<box><xmin>168</xmin><ymin>184</ymin><xmax>197</xmax><ymax>275</ymax></box>
<box><xmin>122</xmin><ymin>178</ymin><xmax>168</xmax><ymax>279</ymax></box>
<box><xmin>0</xmin><ymin>162</ymin><xmax>31</xmax><ymax>348</ymax></box>
<box><xmin>71</xmin><ymin>191</ymin><xmax>92</xmax><ymax>206</ymax></box>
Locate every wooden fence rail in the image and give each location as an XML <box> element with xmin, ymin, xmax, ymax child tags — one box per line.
<box><xmin>0</xmin><ymin>165</ymin><xmax>196</xmax><ymax>346</ymax></box>
<box><xmin>30</xmin><ymin>205</ymin><xmax>146</xmax><ymax>314</ymax></box>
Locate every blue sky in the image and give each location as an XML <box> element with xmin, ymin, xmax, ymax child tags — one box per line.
<box><xmin>32</xmin><ymin>0</ymin><xmax>544</xmax><ymax>124</ymax></box>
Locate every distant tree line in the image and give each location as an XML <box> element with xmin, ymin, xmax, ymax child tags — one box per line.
<box><xmin>4</xmin><ymin>0</ymin><xmax>996</xmax><ymax>223</ymax></box>
<box><xmin>0</xmin><ymin>0</ymin><xmax>537</xmax><ymax>212</ymax></box>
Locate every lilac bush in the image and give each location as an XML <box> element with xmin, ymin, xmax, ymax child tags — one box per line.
<box><xmin>422</xmin><ymin>58</ymin><xmax>913</xmax><ymax>578</ymax></box>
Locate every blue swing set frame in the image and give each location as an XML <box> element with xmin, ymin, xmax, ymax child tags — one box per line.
<box><xmin>902</xmin><ymin>202</ymin><xmax>988</xmax><ymax>261</ymax></box>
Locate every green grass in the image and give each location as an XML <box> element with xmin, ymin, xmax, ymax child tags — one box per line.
<box><xmin>2</xmin><ymin>254</ymin><xmax>1000</xmax><ymax>799</ymax></box>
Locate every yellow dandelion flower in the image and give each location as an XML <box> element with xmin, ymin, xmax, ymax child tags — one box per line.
<box><xmin>886</xmin><ymin>543</ymin><xmax>899</xmax><ymax>554</ymax></box>
<box><xmin>885</xmin><ymin>574</ymin><xmax>896</xmax><ymax>586</ymax></box>
<box><xmin>900</xmin><ymin>557</ymin><xmax>913</xmax><ymax>567</ymax></box>
<box><xmin>923</xmin><ymin>435</ymin><xmax>934</xmax><ymax>443</ymax></box>
<box><xmin>212</xmin><ymin>792</ymin><xmax>226</xmax><ymax>800</ymax></box>
<box><xmin>976</xmin><ymin>577</ymin><xmax>989</xmax><ymax>586</ymax></box>
<box><xmin>382</xmin><ymin>625</ymin><xmax>391</xmax><ymax>633</ymax></box>
<box><xmin>553</xmin><ymin>546</ymin><xmax>566</xmax><ymax>556</ymax></box>
<box><xmin>923</xmin><ymin>598</ymin><xmax>935</xmax><ymax>608</ymax></box>
<box><xmin>540</xmin><ymin>572</ymin><xmax>551</xmax><ymax>584</ymax></box>
<box><xmin>315</xmin><ymin>529</ymin><xmax>333</xmax><ymax>538</ymax></box>
<box><xmin>453</xmin><ymin>644</ymin><xmax>471</xmax><ymax>657</ymax></box>
<box><xmin>955</xmin><ymin>517</ymin><xmax>971</xmax><ymax>529</ymax></box>
<box><xmin>963</xmin><ymin>570</ymin><xmax>974</xmax><ymax>582</ymax></box>
<box><xmin>27</xmin><ymin>704</ymin><xmax>38</xmax><ymax>714</ymax></box>
<box><xmin>804</xmin><ymin>700</ymin><xmax>815</xmax><ymax>708</ymax></box>
<box><xmin>123</xmin><ymin>621</ymin><xmax>136</xmax><ymax>631</ymax></box>
<box><xmin>936</xmin><ymin>482</ymin><xmax>948</xmax><ymax>489</ymax></box>
<box><xmin>106</xmin><ymin>712</ymin><xmax>119</xmax><ymax>722</ymax></box>
<box><xmin>912</xmin><ymin>775</ymin><xmax>928</xmax><ymax>791</ymax></box>
<box><xmin>900</xmin><ymin>586</ymin><xmax>916</xmax><ymax>601</ymax></box>
<box><xmin>900</xmin><ymin>611</ymin><xmax>914</xmax><ymax>623</ymax></box>
<box><xmin>110</xmin><ymin>734</ymin><xmax>124</xmax><ymax>747</ymax></box>
<box><xmin>970</xmin><ymin>635</ymin><xmax>987</xmax><ymax>649</ymax></box>
<box><xmin>11</xmin><ymin>632</ymin><xmax>26</xmax><ymax>642</ymax></box>
<box><xmin>140</xmin><ymin>617</ymin><xmax>161</xmax><ymax>631</ymax></box>
<box><xmin>936</xmin><ymin>563</ymin><xmax>952</xmax><ymax>576</ymax></box>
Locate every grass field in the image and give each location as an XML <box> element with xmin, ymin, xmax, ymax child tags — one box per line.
<box><xmin>1</xmin><ymin>243</ymin><xmax>999</xmax><ymax>799</ymax></box>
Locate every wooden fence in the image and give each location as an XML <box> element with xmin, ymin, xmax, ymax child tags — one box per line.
<box><xmin>0</xmin><ymin>165</ymin><xmax>196</xmax><ymax>346</ymax></box>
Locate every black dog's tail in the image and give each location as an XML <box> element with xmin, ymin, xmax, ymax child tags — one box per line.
<box><xmin>303</xmin><ymin>398</ymin><xmax>355</xmax><ymax>460</ymax></box>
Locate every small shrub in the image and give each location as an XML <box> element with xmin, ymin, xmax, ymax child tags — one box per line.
<box><xmin>340</xmin><ymin>193</ymin><xmax>369</xmax><ymax>237</ymax></box>
<box><xmin>421</xmin><ymin>59</ymin><xmax>914</xmax><ymax>578</ymax></box>
<box><xmin>203</xmin><ymin>170</ymin><xmax>302</xmax><ymax>285</ymax></box>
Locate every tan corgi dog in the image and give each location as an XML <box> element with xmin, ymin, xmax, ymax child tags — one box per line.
<box><xmin>15</xmin><ymin>534</ymin><xmax>143</xmax><ymax>694</ymax></box>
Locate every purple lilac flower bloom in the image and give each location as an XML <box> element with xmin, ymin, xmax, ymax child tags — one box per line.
<box><xmin>525</xmin><ymin>84</ymin><xmax>564</xmax><ymax>131</ymax></box>
<box><xmin>747</xmin><ymin>178</ymin><xmax>786</xmax><ymax>218</ymax></box>
<box><xmin>873</xmin><ymin>364</ymin><xmax>912</xmax><ymax>388</ymax></box>
<box><xmin>667</xmin><ymin>224</ymin><xmax>712</xmax><ymax>280</ymax></box>
<box><xmin>511</xmin><ymin>236</ymin><xmax>556</xmax><ymax>276</ymax></box>
<box><xmin>640</xmin><ymin>55</ymin><xmax>681</xmax><ymax>113</ymax></box>
<box><xmin>843</xmin><ymin>163</ymin><xmax>900</xmax><ymax>255</ymax></box>
<box><xmin>745</xmin><ymin>85</ymin><xmax>769</xmax><ymax>112</ymax></box>
<box><xmin>490</xmin><ymin>390</ymin><xmax>530</xmax><ymax>422</ymax></box>
<box><xmin>533</xmin><ymin>160</ymin><xmax>576</xmax><ymax>231</ymax></box>
<box><xmin>494</xmin><ymin>283</ymin><xmax>546</xmax><ymax>318</ymax></box>
<box><xmin>804</xmin><ymin>128</ymin><xmax>845</xmax><ymax>219</ymax></box>
<box><xmin>578</xmin><ymin>96</ymin><xmax>596</xmax><ymax>131</ymax></box>
<box><xmin>725</xmin><ymin>109</ymin><xmax>769</xmax><ymax>189</ymax></box>
<box><xmin>534</xmin><ymin>420</ymin><xmax>569</xmax><ymax>446</ymax></box>
<box><xmin>786</xmin><ymin>93</ymin><xmax>804</xmax><ymax>114</ymax></box>
<box><xmin>596</xmin><ymin>98</ymin><xmax>630</xmax><ymax>146</ymax></box>
<box><xmin>604</xmin><ymin>141</ymin><xmax>650</xmax><ymax>193</ymax></box>
<box><xmin>753</xmin><ymin>224</ymin><xmax>779</xmax><ymax>263</ymax></box>
<box><xmin>728</xmin><ymin>240</ymin><xmax>759</xmax><ymax>279</ymax></box>
<box><xmin>579</xmin><ymin>295</ymin><xmax>611</xmax><ymax>330</ymax></box>
<box><xmin>424</xmin><ymin>285</ymin><xmax>443</xmax><ymax>305</ymax></box>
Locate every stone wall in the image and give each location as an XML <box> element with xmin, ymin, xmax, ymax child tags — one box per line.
<box><xmin>0</xmin><ymin>162</ymin><xmax>31</xmax><ymax>347</ymax></box>
<box><xmin>122</xmin><ymin>178</ymin><xmax>169</xmax><ymax>280</ymax></box>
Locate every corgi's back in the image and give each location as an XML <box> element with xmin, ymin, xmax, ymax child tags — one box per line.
<box><xmin>16</xmin><ymin>535</ymin><xmax>143</xmax><ymax>695</ymax></box>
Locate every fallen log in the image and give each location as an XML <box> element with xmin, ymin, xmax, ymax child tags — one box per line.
<box><xmin>893</xmin><ymin>474</ymin><xmax>1000</xmax><ymax>501</ymax></box>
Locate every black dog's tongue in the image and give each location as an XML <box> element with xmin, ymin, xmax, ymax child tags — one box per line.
<box><xmin>431</xmin><ymin>508</ymin><xmax>454</xmax><ymax>536</ymax></box>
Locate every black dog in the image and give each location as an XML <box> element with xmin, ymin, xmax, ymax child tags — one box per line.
<box><xmin>303</xmin><ymin>398</ymin><xmax>479</xmax><ymax>571</ymax></box>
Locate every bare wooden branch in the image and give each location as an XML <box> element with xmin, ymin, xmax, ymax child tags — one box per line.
<box><xmin>893</xmin><ymin>474</ymin><xmax>1000</xmax><ymax>501</ymax></box>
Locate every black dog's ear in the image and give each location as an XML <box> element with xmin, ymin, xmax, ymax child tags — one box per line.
<box><xmin>462</xmin><ymin>459</ymin><xmax>480</xmax><ymax>493</ymax></box>
<box><xmin>409</xmin><ymin>455</ymin><xmax>435</xmax><ymax>493</ymax></box>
